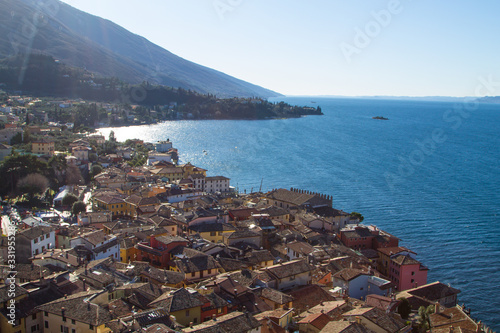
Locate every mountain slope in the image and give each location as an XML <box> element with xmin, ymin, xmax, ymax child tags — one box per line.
<box><xmin>0</xmin><ymin>0</ymin><xmax>280</xmax><ymax>98</ymax></box>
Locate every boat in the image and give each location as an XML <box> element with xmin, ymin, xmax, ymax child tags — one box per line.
<box><xmin>372</xmin><ymin>116</ymin><xmax>389</xmax><ymax>120</ymax></box>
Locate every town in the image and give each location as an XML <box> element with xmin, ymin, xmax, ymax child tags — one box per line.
<box><xmin>0</xmin><ymin>95</ymin><xmax>493</xmax><ymax>333</ymax></box>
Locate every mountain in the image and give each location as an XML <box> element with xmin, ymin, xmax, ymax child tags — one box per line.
<box><xmin>0</xmin><ymin>0</ymin><xmax>280</xmax><ymax>98</ymax></box>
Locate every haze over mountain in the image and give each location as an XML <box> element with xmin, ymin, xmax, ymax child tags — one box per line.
<box><xmin>0</xmin><ymin>0</ymin><xmax>280</xmax><ymax>98</ymax></box>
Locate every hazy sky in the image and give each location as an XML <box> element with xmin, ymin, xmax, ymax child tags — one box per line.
<box><xmin>58</xmin><ymin>0</ymin><xmax>500</xmax><ymax>97</ymax></box>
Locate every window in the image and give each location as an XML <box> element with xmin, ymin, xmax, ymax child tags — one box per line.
<box><xmin>62</xmin><ymin>316</ymin><xmax>66</xmax><ymax>322</ymax></box>
<box><xmin>32</xmin><ymin>313</ymin><xmax>36</xmax><ymax>320</ymax></box>
<box><xmin>45</xmin><ymin>321</ymin><xmax>49</xmax><ymax>329</ymax></box>
<box><xmin>207</xmin><ymin>269</ymin><xmax>212</xmax><ymax>274</ymax></box>
<box><xmin>411</xmin><ymin>279</ymin><xmax>415</xmax><ymax>283</ymax></box>
<box><xmin>185</xmin><ymin>310</ymin><xmax>190</xmax><ymax>317</ymax></box>
<box><xmin>45</xmin><ymin>311</ymin><xmax>49</xmax><ymax>317</ymax></box>
<box><xmin>411</xmin><ymin>271</ymin><xmax>415</xmax><ymax>276</ymax></box>
<box><xmin>34</xmin><ymin>238</ymin><xmax>38</xmax><ymax>243</ymax></box>
<box><xmin>71</xmin><ymin>319</ymin><xmax>75</xmax><ymax>325</ymax></box>
<box><xmin>72</xmin><ymin>330</ymin><xmax>76</xmax><ymax>333</ymax></box>
<box><xmin>191</xmin><ymin>272</ymin><xmax>195</xmax><ymax>277</ymax></box>
<box><xmin>210</xmin><ymin>231</ymin><xmax>216</xmax><ymax>236</ymax></box>
<box><xmin>89</xmin><ymin>325</ymin><xmax>94</xmax><ymax>330</ymax></box>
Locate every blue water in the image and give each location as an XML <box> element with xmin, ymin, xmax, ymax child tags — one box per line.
<box><xmin>99</xmin><ymin>97</ymin><xmax>500</xmax><ymax>329</ymax></box>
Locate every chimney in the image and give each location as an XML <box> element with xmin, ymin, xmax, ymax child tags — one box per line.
<box><xmin>61</xmin><ymin>307</ymin><xmax>66</xmax><ymax>317</ymax></box>
<box><xmin>189</xmin><ymin>322</ymin><xmax>193</xmax><ymax>328</ymax></box>
<box><xmin>435</xmin><ymin>303</ymin><xmax>441</xmax><ymax>314</ymax></box>
<box><xmin>449</xmin><ymin>326</ymin><xmax>454</xmax><ymax>333</ymax></box>
<box><xmin>355</xmin><ymin>316</ymin><xmax>361</xmax><ymax>324</ymax></box>
<box><xmin>477</xmin><ymin>321</ymin><xmax>482</xmax><ymax>333</ymax></box>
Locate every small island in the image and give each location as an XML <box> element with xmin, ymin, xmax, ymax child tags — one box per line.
<box><xmin>372</xmin><ymin>116</ymin><xmax>389</xmax><ymax>120</ymax></box>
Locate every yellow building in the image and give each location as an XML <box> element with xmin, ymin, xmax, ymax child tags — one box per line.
<box><xmin>31</xmin><ymin>138</ymin><xmax>55</xmax><ymax>156</ymax></box>
<box><xmin>187</xmin><ymin>223</ymin><xmax>236</xmax><ymax>243</ymax></box>
<box><xmin>181</xmin><ymin>162</ymin><xmax>207</xmax><ymax>179</ymax></box>
<box><xmin>92</xmin><ymin>193</ymin><xmax>129</xmax><ymax>217</ymax></box>
<box><xmin>120</xmin><ymin>237</ymin><xmax>139</xmax><ymax>263</ymax></box>
<box><xmin>149</xmin><ymin>288</ymin><xmax>203</xmax><ymax>327</ymax></box>
<box><xmin>0</xmin><ymin>284</ymin><xmax>28</xmax><ymax>333</ymax></box>
<box><xmin>150</xmin><ymin>166</ymin><xmax>185</xmax><ymax>183</ymax></box>
<box><xmin>36</xmin><ymin>291</ymin><xmax>112</xmax><ymax>333</ymax></box>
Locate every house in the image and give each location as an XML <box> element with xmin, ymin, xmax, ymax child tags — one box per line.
<box><xmin>182</xmin><ymin>311</ymin><xmax>261</xmax><ymax>333</ymax></box>
<box><xmin>331</xmin><ymin>268</ymin><xmax>393</xmax><ymax>300</ymax></box>
<box><xmin>265</xmin><ymin>188</ymin><xmax>332</xmax><ymax>210</ymax></box>
<box><xmin>92</xmin><ymin>192</ymin><xmax>128</xmax><ymax>218</ymax></box>
<box><xmin>155</xmin><ymin>140</ymin><xmax>173</xmax><ymax>153</ymax></box>
<box><xmin>124</xmin><ymin>194</ymin><xmax>160</xmax><ymax>218</ymax></box>
<box><xmin>148</xmin><ymin>152</ymin><xmax>173</xmax><ymax>165</ymax></box>
<box><xmin>188</xmin><ymin>222</ymin><xmax>236</xmax><ymax>243</ymax></box>
<box><xmin>173</xmin><ymin>248</ymin><xmax>221</xmax><ymax>283</ymax></box>
<box><xmin>285</xmin><ymin>240</ymin><xmax>316</xmax><ymax>261</ymax></box>
<box><xmin>0</xmin><ymin>128</ymin><xmax>22</xmax><ymax>145</ymax></box>
<box><xmin>69</xmin><ymin>229</ymin><xmax>119</xmax><ymax>261</ymax></box>
<box><xmin>254</xmin><ymin>308</ymin><xmax>294</xmax><ymax>331</ymax></box>
<box><xmin>298</xmin><ymin>300</ymin><xmax>351</xmax><ymax>321</ymax></box>
<box><xmin>77</xmin><ymin>211</ymin><xmax>113</xmax><ymax>227</ymax></box>
<box><xmin>135</xmin><ymin>235</ymin><xmax>188</xmax><ymax>268</ymax></box>
<box><xmin>339</xmin><ymin>225</ymin><xmax>399</xmax><ymax>251</ymax></box>
<box><xmin>320</xmin><ymin>321</ymin><xmax>375</xmax><ymax>333</ymax></box>
<box><xmin>389</xmin><ymin>253</ymin><xmax>428</xmax><ymax>291</ymax></box>
<box><xmin>297</xmin><ymin>312</ymin><xmax>331</xmax><ymax>333</ymax></box>
<box><xmin>223</xmin><ymin>229</ymin><xmax>262</xmax><ymax>248</ymax></box>
<box><xmin>72</xmin><ymin>145</ymin><xmax>91</xmax><ymax>161</ymax></box>
<box><xmin>31</xmin><ymin>138</ymin><xmax>55</xmax><ymax>156</ymax></box>
<box><xmin>342</xmin><ymin>306</ymin><xmax>411</xmax><ymax>333</ymax></box>
<box><xmin>119</xmin><ymin>237</ymin><xmax>139</xmax><ymax>263</ymax></box>
<box><xmin>365</xmin><ymin>294</ymin><xmax>401</xmax><ymax>313</ymax></box>
<box><xmin>15</xmin><ymin>226</ymin><xmax>55</xmax><ymax>263</ymax></box>
<box><xmin>244</xmin><ymin>250</ymin><xmax>275</xmax><ymax>269</ymax></box>
<box><xmin>396</xmin><ymin>281</ymin><xmax>461</xmax><ymax>310</ymax></box>
<box><xmin>429</xmin><ymin>304</ymin><xmax>483</xmax><ymax>333</ymax></box>
<box><xmin>148</xmin><ymin>288</ymin><xmax>204</xmax><ymax>327</ymax></box>
<box><xmin>376</xmin><ymin>247</ymin><xmax>415</xmax><ymax>277</ymax></box>
<box><xmin>0</xmin><ymin>143</ymin><xmax>12</xmax><ymax>161</ymax></box>
<box><xmin>36</xmin><ymin>291</ymin><xmax>113</xmax><ymax>333</ymax></box>
<box><xmin>287</xmin><ymin>284</ymin><xmax>337</xmax><ymax>314</ymax></box>
<box><xmin>262</xmin><ymin>259</ymin><xmax>314</xmax><ymax>291</ymax></box>
<box><xmin>258</xmin><ymin>287</ymin><xmax>293</xmax><ymax>310</ymax></box>
<box><xmin>204</xmin><ymin>176</ymin><xmax>230</xmax><ymax>193</ymax></box>
<box><xmin>0</xmin><ymin>284</ymin><xmax>29</xmax><ymax>332</ymax></box>
<box><xmin>31</xmin><ymin>248</ymin><xmax>81</xmax><ymax>271</ymax></box>
<box><xmin>138</xmin><ymin>266</ymin><xmax>185</xmax><ymax>288</ymax></box>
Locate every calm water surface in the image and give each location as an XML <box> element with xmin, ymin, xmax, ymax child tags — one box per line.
<box><xmin>99</xmin><ymin>97</ymin><xmax>500</xmax><ymax>329</ymax></box>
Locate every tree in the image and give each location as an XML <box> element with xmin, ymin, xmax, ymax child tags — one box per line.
<box><xmin>350</xmin><ymin>211</ymin><xmax>364</xmax><ymax>222</ymax></box>
<box><xmin>90</xmin><ymin>164</ymin><xmax>103</xmax><ymax>178</ymax></box>
<box><xmin>66</xmin><ymin>165</ymin><xmax>83</xmax><ymax>185</ymax></box>
<box><xmin>72</xmin><ymin>201</ymin><xmax>86</xmax><ymax>215</ymax></box>
<box><xmin>397</xmin><ymin>297</ymin><xmax>411</xmax><ymax>319</ymax></box>
<box><xmin>417</xmin><ymin>305</ymin><xmax>434</xmax><ymax>332</ymax></box>
<box><xmin>16</xmin><ymin>173</ymin><xmax>49</xmax><ymax>201</ymax></box>
<box><xmin>0</xmin><ymin>154</ymin><xmax>49</xmax><ymax>196</ymax></box>
<box><xmin>62</xmin><ymin>193</ymin><xmax>78</xmax><ymax>207</ymax></box>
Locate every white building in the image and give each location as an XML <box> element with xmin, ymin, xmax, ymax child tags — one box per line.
<box><xmin>155</xmin><ymin>140</ymin><xmax>173</xmax><ymax>153</ymax></box>
<box><xmin>204</xmin><ymin>176</ymin><xmax>230</xmax><ymax>194</ymax></box>
<box><xmin>148</xmin><ymin>152</ymin><xmax>172</xmax><ymax>165</ymax></box>
<box><xmin>70</xmin><ymin>229</ymin><xmax>119</xmax><ymax>260</ymax></box>
<box><xmin>16</xmin><ymin>226</ymin><xmax>56</xmax><ymax>263</ymax></box>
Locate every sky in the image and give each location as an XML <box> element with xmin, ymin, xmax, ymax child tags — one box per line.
<box><xmin>58</xmin><ymin>0</ymin><xmax>500</xmax><ymax>97</ymax></box>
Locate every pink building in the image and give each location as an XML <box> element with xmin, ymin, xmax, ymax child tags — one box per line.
<box><xmin>389</xmin><ymin>253</ymin><xmax>428</xmax><ymax>291</ymax></box>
